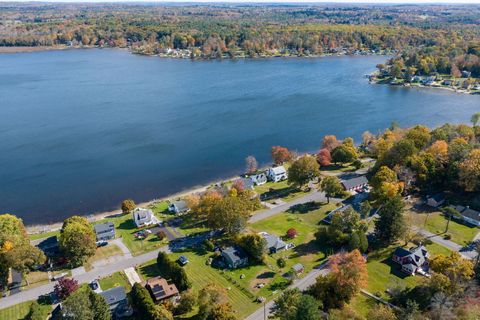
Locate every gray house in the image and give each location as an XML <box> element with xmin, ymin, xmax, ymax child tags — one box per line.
<box><xmin>221</xmin><ymin>246</ymin><xmax>248</xmax><ymax>269</ymax></box>
<box><xmin>168</xmin><ymin>200</ymin><xmax>190</xmax><ymax>215</ymax></box>
<box><xmin>262</xmin><ymin>233</ymin><xmax>287</xmax><ymax>254</ymax></box>
<box><xmin>452</xmin><ymin>205</ymin><xmax>480</xmax><ymax>227</ymax></box>
<box><xmin>94</xmin><ymin>222</ymin><xmax>115</xmax><ymax>242</ymax></box>
<box><xmin>392</xmin><ymin>246</ymin><xmax>429</xmax><ymax>276</ymax></box>
<box><xmin>341</xmin><ymin>176</ymin><xmax>369</xmax><ymax>191</ymax></box>
<box><xmin>426</xmin><ymin>193</ymin><xmax>445</xmax><ymax>208</ymax></box>
<box><xmin>100</xmin><ymin>286</ymin><xmax>133</xmax><ymax>318</ymax></box>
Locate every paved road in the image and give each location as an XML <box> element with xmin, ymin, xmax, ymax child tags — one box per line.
<box><xmin>2</xmin><ymin>185</ymin><xmax>345</xmax><ymax>309</ymax></box>
<box><xmin>414</xmin><ymin>227</ymin><xmax>478</xmax><ymax>260</ymax></box>
<box><xmin>246</xmin><ymin>265</ymin><xmax>330</xmax><ymax>320</ymax></box>
<box><xmin>0</xmin><ymin>246</ymin><xmax>169</xmax><ymax>309</ymax></box>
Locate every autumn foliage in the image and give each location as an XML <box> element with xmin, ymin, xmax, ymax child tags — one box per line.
<box><xmin>271</xmin><ymin>146</ymin><xmax>293</xmax><ymax>165</ymax></box>
<box><xmin>316</xmin><ymin>148</ymin><xmax>332</xmax><ymax>166</ymax></box>
<box><xmin>54</xmin><ymin>277</ymin><xmax>79</xmax><ymax>300</ymax></box>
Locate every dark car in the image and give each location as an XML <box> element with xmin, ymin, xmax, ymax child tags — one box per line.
<box><xmin>89</xmin><ymin>280</ymin><xmax>99</xmax><ymax>291</ymax></box>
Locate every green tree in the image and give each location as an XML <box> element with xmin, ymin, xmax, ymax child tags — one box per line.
<box><xmin>59</xmin><ymin>216</ymin><xmax>96</xmax><ymax>267</ymax></box>
<box><xmin>0</xmin><ymin>214</ymin><xmax>45</xmax><ymax>290</ymax></box>
<box><xmin>175</xmin><ymin>289</ymin><xmax>198</xmax><ymax>315</ymax></box>
<box><xmin>62</xmin><ymin>287</ymin><xmax>111</xmax><ymax>320</ymax></box>
<box><xmin>198</xmin><ymin>284</ymin><xmax>235</xmax><ymax>320</ymax></box>
<box><xmin>156</xmin><ymin>252</ymin><xmax>191</xmax><ymax>290</ymax></box>
<box><xmin>320</xmin><ymin>176</ymin><xmax>344</xmax><ymax>203</ymax></box>
<box><xmin>367</xmin><ymin>304</ymin><xmax>397</xmax><ymax>320</ymax></box>
<box><xmin>237</xmin><ymin>234</ymin><xmax>266</xmax><ymax>263</ymax></box>
<box><xmin>331</xmin><ymin>145</ymin><xmax>358</xmax><ymax>164</ymax></box>
<box><xmin>374</xmin><ymin>196</ymin><xmax>407</xmax><ymax>246</ymax></box>
<box><xmin>207</xmin><ymin>196</ymin><xmax>252</xmax><ymax>235</ymax></box>
<box><xmin>287</xmin><ymin>155</ymin><xmax>320</xmax><ymax>189</ymax></box>
<box><xmin>359</xmin><ymin>201</ymin><xmax>372</xmax><ymax>219</ymax></box>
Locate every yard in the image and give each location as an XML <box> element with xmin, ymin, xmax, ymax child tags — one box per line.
<box><xmin>254</xmin><ymin>180</ymin><xmax>308</xmax><ymax>202</ymax></box>
<box><xmin>0</xmin><ymin>300</ymin><xmax>51</xmax><ymax>320</ymax></box>
<box><xmin>409</xmin><ymin>210</ymin><xmax>478</xmax><ymax>245</ymax></box>
<box><xmin>99</xmin><ymin>271</ymin><xmax>132</xmax><ymax>292</ymax></box>
<box><xmin>84</xmin><ymin>243</ymin><xmax>124</xmax><ymax>270</ymax></box>
<box><xmin>137</xmin><ymin>253</ymin><xmax>258</xmax><ymax>319</ymax></box>
<box><xmin>365</xmin><ymin>242</ymin><xmax>453</xmax><ymax>300</ymax></box>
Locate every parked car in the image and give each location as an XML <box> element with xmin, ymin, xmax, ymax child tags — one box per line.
<box><xmin>178</xmin><ymin>255</ymin><xmax>189</xmax><ymax>266</ymax></box>
<box><xmin>89</xmin><ymin>280</ymin><xmax>101</xmax><ymax>292</ymax></box>
<box><xmin>96</xmin><ymin>240</ymin><xmax>108</xmax><ymax>247</ymax></box>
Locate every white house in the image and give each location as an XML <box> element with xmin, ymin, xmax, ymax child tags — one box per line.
<box><xmin>392</xmin><ymin>246</ymin><xmax>429</xmax><ymax>276</ymax></box>
<box><xmin>132</xmin><ymin>208</ymin><xmax>157</xmax><ymax>228</ymax></box>
<box><xmin>267</xmin><ymin>166</ymin><xmax>288</xmax><ymax>182</ymax></box>
<box><xmin>249</xmin><ymin>172</ymin><xmax>268</xmax><ymax>185</ymax></box>
<box><xmin>168</xmin><ymin>200</ymin><xmax>190</xmax><ymax>215</ymax></box>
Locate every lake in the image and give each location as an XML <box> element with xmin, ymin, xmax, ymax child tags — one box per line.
<box><xmin>1</xmin><ymin>49</ymin><xmax>479</xmax><ymax>225</ymax></box>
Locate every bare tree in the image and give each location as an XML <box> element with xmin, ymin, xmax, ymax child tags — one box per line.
<box><xmin>245</xmin><ymin>156</ymin><xmax>258</xmax><ymax>174</ymax></box>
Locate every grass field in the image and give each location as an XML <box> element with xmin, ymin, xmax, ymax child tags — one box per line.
<box><xmin>0</xmin><ymin>300</ymin><xmax>51</xmax><ymax>320</ymax></box>
<box><xmin>99</xmin><ymin>271</ymin><xmax>132</xmax><ymax>292</ymax></box>
<box><xmin>409</xmin><ymin>210</ymin><xmax>478</xmax><ymax>245</ymax></box>
<box><xmin>138</xmin><ymin>253</ymin><xmax>258</xmax><ymax>319</ymax></box>
<box><xmin>28</xmin><ymin>229</ymin><xmax>60</xmax><ymax>241</ymax></box>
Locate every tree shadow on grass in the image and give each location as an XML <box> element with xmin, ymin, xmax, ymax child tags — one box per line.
<box><xmin>380</xmin><ymin>257</ymin><xmax>411</xmax><ymax>280</ymax></box>
<box><xmin>117</xmin><ymin>219</ymin><xmax>136</xmax><ymax>232</ymax></box>
<box><xmin>138</xmin><ymin>263</ymin><xmax>160</xmax><ymax>279</ymax></box>
<box><xmin>260</xmin><ymin>186</ymin><xmax>301</xmax><ymax>201</ymax></box>
<box><xmin>287</xmin><ymin>201</ymin><xmax>323</xmax><ymax>214</ymax></box>
<box><xmin>257</xmin><ymin>271</ymin><xmax>275</xmax><ymax>279</ymax></box>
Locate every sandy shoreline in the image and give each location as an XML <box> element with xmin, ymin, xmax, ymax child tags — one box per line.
<box><xmin>26</xmin><ymin>173</ymin><xmax>240</xmax><ymax>235</ymax></box>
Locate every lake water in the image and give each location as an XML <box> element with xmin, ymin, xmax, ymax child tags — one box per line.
<box><xmin>1</xmin><ymin>49</ymin><xmax>479</xmax><ymax>224</ymax></box>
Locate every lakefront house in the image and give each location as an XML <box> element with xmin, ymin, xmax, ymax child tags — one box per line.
<box><xmin>267</xmin><ymin>166</ymin><xmax>288</xmax><ymax>182</ymax></box>
<box><xmin>132</xmin><ymin>208</ymin><xmax>157</xmax><ymax>228</ymax></box>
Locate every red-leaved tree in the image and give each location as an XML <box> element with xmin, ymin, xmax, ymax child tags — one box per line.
<box><xmin>271</xmin><ymin>146</ymin><xmax>292</xmax><ymax>165</ymax></box>
<box><xmin>232</xmin><ymin>179</ymin><xmax>245</xmax><ymax>193</ymax></box>
<box><xmin>54</xmin><ymin>277</ymin><xmax>79</xmax><ymax>301</ymax></box>
<box><xmin>286</xmin><ymin>228</ymin><xmax>297</xmax><ymax>239</ymax></box>
<box><xmin>322</xmin><ymin>135</ymin><xmax>340</xmax><ymax>152</ymax></box>
<box><xmin>317</xmin><ymin>148</ymin><xmax>332</xmax><ymax>166</ymax></box>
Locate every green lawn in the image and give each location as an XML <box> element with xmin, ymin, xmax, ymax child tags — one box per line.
<box><xmin>103</xmin><ymin>210</ymin><xmax>169</xmax><ymax>256</ymax></box>
<box><xmin>0</xmin><ymin>300</ymin><xmax>51</xmax><ymax>320</ymax></box>
<box><xmin>99</xmin><ymin>271</ymin><xmax>132</xmax><ymax>292</ymax></box>
<box><xmin>409</xmin><ymin>211</ymin><xmax>478</xmax><ymax>245</ymax></box>
<box><xmin>365</xmin><ymin>242</ymin><xmax>452</xmax><ymax>300</ymax></box>
<box><xmin>28</xmin><ymin>229</ymin><xmax>60</xmax><ymax>241</ymax></box>
<box><xmin>248</xmin><ymin>203</ymin><xmax>336</xmax><ymax>297</ymax></box>
<box><xmin>254</xmin><ymin>180</ymin><xmax>308</xmax><ymax>202</ymax></box>
<box><xmin>137</xmin><ymin>253</ymin><xmax>258</xmax><ymax>319</ymax></box>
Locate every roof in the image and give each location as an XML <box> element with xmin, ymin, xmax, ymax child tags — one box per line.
<box><xmin>341</xmin><ymin>175</ymin><xmax>369</xmax><ymax>190</ymax></box>
<box><xmin>133</xmin><ymin>208</ymin><xmax>153</xmax><ymax>220</ymax></box>
<box><xmin>94</xmin><ymin>222</ymin><xmax>115</xmax><ymax>234</ymax></box>
<box><xmin>172</xmin><ymin>200</ymin><xmax>188</xmax><ymax>212</ymax></box>
<box><xmin>393</xmin><ymin>247</ymin><xmax>411</xmax><ymax>258</ymax></box>
<box><xmin>454</xmin><ymin>205</ymin><xmax>480</xmax><ymax>222</ymax></box>
<box><xmin>37</xmin><ymin>236</ymin><xmax>59</xmax><ymax>250</ymax></box>
<box><xmin>428</xmin><ymin>193</ymin><xmax>445</xmax><ymax>203</ymax></box>
<box><xmin>270</xmin><ymin>166</ymin><xmax>286</xmax><ymax>175</ymax></box>
<box><xmin>100</xmin><ymin>287</ymin><xmax>127</xmax><ymax>307</ymax></box>
<box><xmin>241</xmin><ymin>177</ymin><xmax>254</xmax><ymax>189</ymax></box>
<box><xmin>323</xmin><ymin>205</ymin><xmax>352</xmax><ymax>224</ymax></box>
<box><xmin>146</xmin><ymin>277</ymin><xmax>179</xmax><ymax>301</ymax></box>
<box><xmin>262</xmin><ymin>233</ymin><xmax>287</xmax><ymax>250</ymax></box>
<box><xmin>222</xmin><ymin>246</ymin><xmax>247</xmax><ymax>263</ymax></box>
<box><xmin>292</xmin><ymin>263</ymin><xmax>304</xmax><ymax>272</ymax></box>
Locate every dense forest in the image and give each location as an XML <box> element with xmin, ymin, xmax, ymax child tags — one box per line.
<box><xmin>1</xmin><ymin>3</ymin><xmax>480</xmax><ymax>72</ymax></box>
